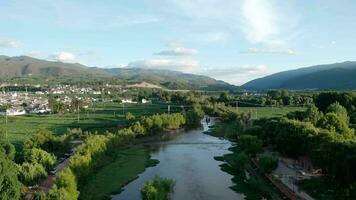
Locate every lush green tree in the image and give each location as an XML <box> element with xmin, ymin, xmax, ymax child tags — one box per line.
<box><xmin>239</xmin><ymin>135</ymin><xmax>262</xmax><ymax>157</ymax></box>
<box><xmin>317</xmin><ymin>113</ymin><xmax>354</xmax><ymax>137</ymax></box>
<box><xmin>130</xmin><ymin>121</ymin><xmax>145</xmax><ymax>136</ymax></box>
<box><xmin>305</xmin><ymin>105</ymin><xmax>323</xmax><ymax>125</ymax></box>
<box><xmin>258</xmin><ymin>155</ymin><xmax>278</xmax><ymax>174</ymax></box>
<box><xmin>24</xmin><ymin>148</ymin><xmax>56</xmax><ymax>171</ymax></box>
<box><xmin>0</xmin><ymin>140</ymin><xmax>16</xmax><ymax>160</ymax></box>
<box><xmin>185</xmin><ymin>104</ymin><xmax>204</xmax><ymax>127</ymax></box>
<box><xmin>18</xmin><ymin>162</ymin><xmax>47</xmax><ymax>186</ymax></box>
<box><xmin>50</xmin><ymin>168</ymin><xmax>79</xmax><ymax>200</ymax></box>
<box><xmin>125</xmin><ymin>112</ymin><xmax>136</xmax><ymax>124</ymax></box>
<box><xmin>24</xmin><ymin>129</ymin><xmax>70</xmax><ymax>157</ymax></box>
<box><xmin>0</xmin><ymin>152</ymin><xmax>21</xmax><ymax>200</ymax></box>
<box><xmin>234</xmin><ymin>152</ymin><xmax>248</xmax><ymax>170</ymax></box>
<box><xmin>326</xmin><ymin>102</ymin><xmax>349</xmax><ymax>122</ymax></box>
<box><xmin>141</xmin><ymin>176</ymin><xmax>175</xmax><ymax>200</ymax></box>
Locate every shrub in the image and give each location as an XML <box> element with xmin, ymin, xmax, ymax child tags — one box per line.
<box><xmin>141</xmin><ymin>176</ymin><xmax>175</xmax><ymax>200</ymax></box>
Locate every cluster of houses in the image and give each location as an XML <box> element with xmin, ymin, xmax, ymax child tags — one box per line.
<box><xmin>0</xmin><ymin>92</ymin><xmax>51</xmax><ymax>116</ymax></box>
<box><xmin>50</xmin><ymin>85</ymin><xmax>102</xmax><ymax>95</ymax></box>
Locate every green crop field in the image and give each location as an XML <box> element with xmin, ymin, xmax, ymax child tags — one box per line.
<box><xmin>0</xmin><ymin>102</ymin><xmax>170</xmax><ymax>148</ymax></box>
<box><xmin>0</xmin><ymin>104</ymin><xmax>304</xmax><ymax>149</ymax></box>
<box><xmin>237</xmin><ymin>106</ymin><xmax>305</xmax><ymax>119</ymax></box>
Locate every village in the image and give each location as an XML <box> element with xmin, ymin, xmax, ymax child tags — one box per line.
<box><xmin>0</xmin><ymin>83</ymin><xmax>151</xmax><ymax>116</ymax></box>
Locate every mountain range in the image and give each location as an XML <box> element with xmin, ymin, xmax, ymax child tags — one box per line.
<box><xmin>243</xmin><ymin>61</ymin><xmax>356</xmax><ymax>90</ymax></box>
<box><xmin>0</xmin><ymin>55</ymin><xmax>237</xmax><ymax>91</ymax></box>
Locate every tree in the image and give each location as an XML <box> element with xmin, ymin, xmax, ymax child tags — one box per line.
<box><xmin>48</xmin><ymin>169</ymin><xmax>79</xmax><ymax>200</ymax></box>
<box><xmin>130</xmin><ymin>121</ymin><xmax>145</xmax><ymax>136</ymax></box>
<box><xmin>24</xmin><ymin>148</ymin><xmax>56</xmax><ymax>171</ymax></box>
<box><xmin>234</xmin><ymin>152</ymin><xmax>248</xmax><ymax>171</ymax></box>
<box><xmin>0</xmin><ymin>152</ymin><xmax>21</xmax><ymax>200</ymax></box>
<box><xmin>326</xmin><ymin>102</ymin><xmax>349</xmax><ymax>122</ymax></box>
<box><xmin>239</xmin><ymin>135</ymin><xmax>262</xmax><ymax>157</ymax></box>
<box><xmin>125</xmin><ymin>112</ymin><xmax>136</xmax><ymax>124</ymax></box>
<box><xmin>258</xmin><ymin>155</ymin><xmax>278</xmax><ymax>174</ymax></box>
<box><xmin>305</xmin><ymin>105</ymin><xmax>323</xmax><ymax>125</ymax></box>
<box><xmin>141</xmin><ymin>176</ymin><xmax>175</xmax><ymax>200</ymax></box>
<box><xmin>0</xmin><ymin>140</ymin><xmax>16</xmax><ymax>160</ymax></box>
<box><xmin>18</xmin><ymin>162</ymin><xmax>47</xmax><ymax>186</ymax></box>
<box><xmin>317</xmin><ymin>113</ymin><xmax>354</xmax><ymax>137</ymax></box>
<box><xmin>185</xmin><ymin>104</ymin><xmax>204</xmax><ymax>127</ymax></box>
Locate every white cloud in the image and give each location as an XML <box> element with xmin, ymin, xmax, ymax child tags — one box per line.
<box><xmin>241</xmin><ymin>0</ymin><xmax>279</xmax><ymax>44</ymax></box>
<box><xmin>114</xmin><ymin>64</ymin><xmax>128</xmax><ymax>68</ymax></box>
<box><xmin>154</xmin><ymin>47</ymin><xmax>198</xmax><ymax>56</ymax></box>
<box><xmin>128</xmin><ymin>58</ymin><xmax>199</xmax><ymax>72</ymax></box>
<box><xmin>49</xmin><ymin>52</ymin><xmax>76</xmax><ymax>63</ymax></box>
<box><xmin>161</xmin><ymin>0</ymin><xmax>298</xmax><ymax>47</ymax></box>
<box><xmin>241</xmin><ymin>48</ymin><xmax>297</xmax><ymax>55</ymax></box>
<box><xmin>199</xmin><ymin>65</ymin><xmax>270</xmax><ymax>85</ymax></box>
<box><xmin>0</xmin><ymin>40</ymin><xmax>20</xmax><ymax>48</ymax></box>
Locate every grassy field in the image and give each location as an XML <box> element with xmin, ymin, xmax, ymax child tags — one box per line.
<box><xmin>237</xmin><ymin>106</ymin><xmax>305</xmax><ymax>119</ymax></box>
<box><xmin>78</xmin><ymin>146</ymin><xmax>158</xmax><ymax>200</ymax></box>
<box><xmin>0</xmin><ymin>102</ymin><xmax>169</xmax><ymax>148</ymax></box>
<box><xmin>0</xmin><ymin>104</ymin><xmax>304</xmax><ymax>149</ymax></box>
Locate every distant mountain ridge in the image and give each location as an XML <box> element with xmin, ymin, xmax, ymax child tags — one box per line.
<box><xmin>0</xmin><ymin>55</ymin><xmax>237</xmax><ymax>91</ymax></box>
<box><xmin>243</xmin><ymin>61</ymin><xmax>356</xmax><ymax>90</ymax></box>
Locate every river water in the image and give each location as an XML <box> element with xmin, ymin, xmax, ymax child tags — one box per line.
<box><xmin>112</xmin><ymin>118</ymin><xmax>244</xmax><ymax>200</ymax></box>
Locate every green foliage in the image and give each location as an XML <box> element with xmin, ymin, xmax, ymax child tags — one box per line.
<box><xmin>0</xmin><ymin>151</ymin><xmax>21</xmax><ymax>200</ymax></box>
<box><xmin>239</xmin><ymin>135</ymin><xmax>262</xmax><ymax>157</ymax></box>
<box><xmin>18</xmin><ymin>162</ymin><xmax>47</xmax><ymax>186</ymax></box>
<box><xmin>23</xmin><ymin>129</ymin><xmax>70</xmax><ymax>157</ymax></box>
<box><xmin>0</xmin><ymin>140</ymin><xmax>16</xmax><ymax>160</ymax></box>
<box><xmin>47</xmin><ymin>169</ymin><xmax>79</xmax><ymax>200</ymax></box>
<box><xmin>24</xmin><ymin>148</ymin><xmax>56</xmax><ymax>171</ymax></box>
<box><xmin>185</xmin><ymin>104</ymin><xmax>204</xmax><ymax>127</ymax></box>
<box><xmin>68</xmin><ymin>135</ymin><xmax>109</xmax><ymax>178</ymax></box>
<box><xmin>318</xmin><ymin>113</ymin><xmax>354</xmax><ymax>137</ymax></box>
<box><xmin>315</xmin><ymin>92</ymin><xmax>356</xmax><ymax>114</ymax></box>
<box><xmin>140</xmin><ymin>176</ymin><xmax>175</xmax><ymax>200</ymax></box>
<box><xmin>234</xmin><ymin>152</ymin><xmax>248</xmax><ymax>170</ymax></box>
<box><xmin>130</xmin><ymin>121</ymin><xmax>145</xmax><ymax>136</ymax></box>
<box><xmin>125</xmin><ymin>112</ymin><xmax>136</xmax><ymax>124</ymax></box>
<box><xmin>141</xmin><ymin>113</ymin><xmax>187</xmax><ymax>135</ymax></box>
<box><xmin>258</xmin><ymin>155</ymin><xmax>278</xmax><ymax>174</ymax></box>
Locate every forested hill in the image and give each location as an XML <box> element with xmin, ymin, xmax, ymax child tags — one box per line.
<box><xmin>0</xmin><ymin>55</ymin><xmax>237</xmax><ymax>91</ymax></box>
<box><xmin>243</xmin><ymin>61</ymin><xmax>356</xmax><ymax>90</ymax></box>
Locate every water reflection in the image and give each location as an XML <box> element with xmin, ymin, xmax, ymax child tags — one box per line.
<box><xmin>112</xmin><ymin>118</ymin><xmax>244</xmax><ymax>200</ymax></box>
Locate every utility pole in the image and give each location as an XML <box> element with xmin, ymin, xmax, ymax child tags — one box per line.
<box><xmin>236</xmin><ymin>101</ymin><xmax>239</xmax><ymax>112</ymax></box>
<box><xmin>5</xmin><ymin>110</ymin><xmax>8</xmax><ymax>140</ymax></box>
<box><xmin>122</xmin><ymin>103</ymin><xmax>125</xmax><ymax>115</ymax></box>
<box><xmin>77</xmin><ymin>102</ymin><xmax>80</xmax><ymax>122</ymax></box>
<box><xmin>168</xmin><ymin>105</ymin><xmax>170</xmax><ymax>114</ymax></box>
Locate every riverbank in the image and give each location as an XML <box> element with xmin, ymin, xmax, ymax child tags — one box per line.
<box><xmin>76</xmin><ymin>128</ymin><xmax>188</xmax><ymax>200</ymax></box>
<box><xmin>206</xmin><ymin>122</ymin><xmax>285</xmax><ymax>200</ymax></box>
<box><xmin>112</xmin><ymin>117</ymin><xmax>244</xmax><ymax>200</ymax></box>
<box><xmin>78</xmin><ymin>146</ymin><xmax>159</xmax><ymax>200</ymax></box>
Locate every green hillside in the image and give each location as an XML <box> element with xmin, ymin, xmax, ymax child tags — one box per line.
<box><xmin>0</xmin><ymin>55</ymin><xmax>237</xmax><ymax>91</ymax></box>
<box><xmin>243</xmin><ymin>61</ymin><xmax>356</xmax><ymax>90</ymax></box>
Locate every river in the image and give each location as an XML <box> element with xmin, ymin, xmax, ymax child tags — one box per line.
<box><xmin>112</xmin><ymin>118</ymin><xmax>244</xmax><ymax>200</ymax></box>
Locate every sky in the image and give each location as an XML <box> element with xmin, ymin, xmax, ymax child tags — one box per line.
<box><xmin>1</xmin><ymin>0</ymin><xmax>356</xmax><ymax>85</ymax></box>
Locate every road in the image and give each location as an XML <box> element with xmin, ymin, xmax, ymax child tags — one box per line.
<box><xmin>25</xmin><ymin>156</ymin><xmax>71</xmax><ymax>200</ymax></box>
<box><xmin>273</xmin><ymin>158</ymin><xmax>315</xmax><ymax>200</ymax></box>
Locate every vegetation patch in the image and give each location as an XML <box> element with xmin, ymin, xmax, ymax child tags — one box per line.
<box><xmin>78</xmin><ymin>147</ymin><xmax>156</xmax><ymax>200</ymax></box>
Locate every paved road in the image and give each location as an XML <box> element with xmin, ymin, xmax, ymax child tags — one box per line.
<box><xmin>273</xmin><ymin>159</ymin><xmax>315</xmax><ymax>200</ymax></box>
<box><xmin>25</xmin><ymin>157</ymin><xmax>71</xmax><ymax>200</ymax></box>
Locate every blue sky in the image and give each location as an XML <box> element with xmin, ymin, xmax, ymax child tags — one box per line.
<box><xmin>1</xmin><ymin>0</ymin><xmax>356</xmax><ymax>85</ymax></box>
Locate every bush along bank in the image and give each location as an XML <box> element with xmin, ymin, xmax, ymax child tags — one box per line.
<box><xmin>35</xmin><ymin>105</ymin><xmax>204</xmax><ymax>200</ymax></box>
